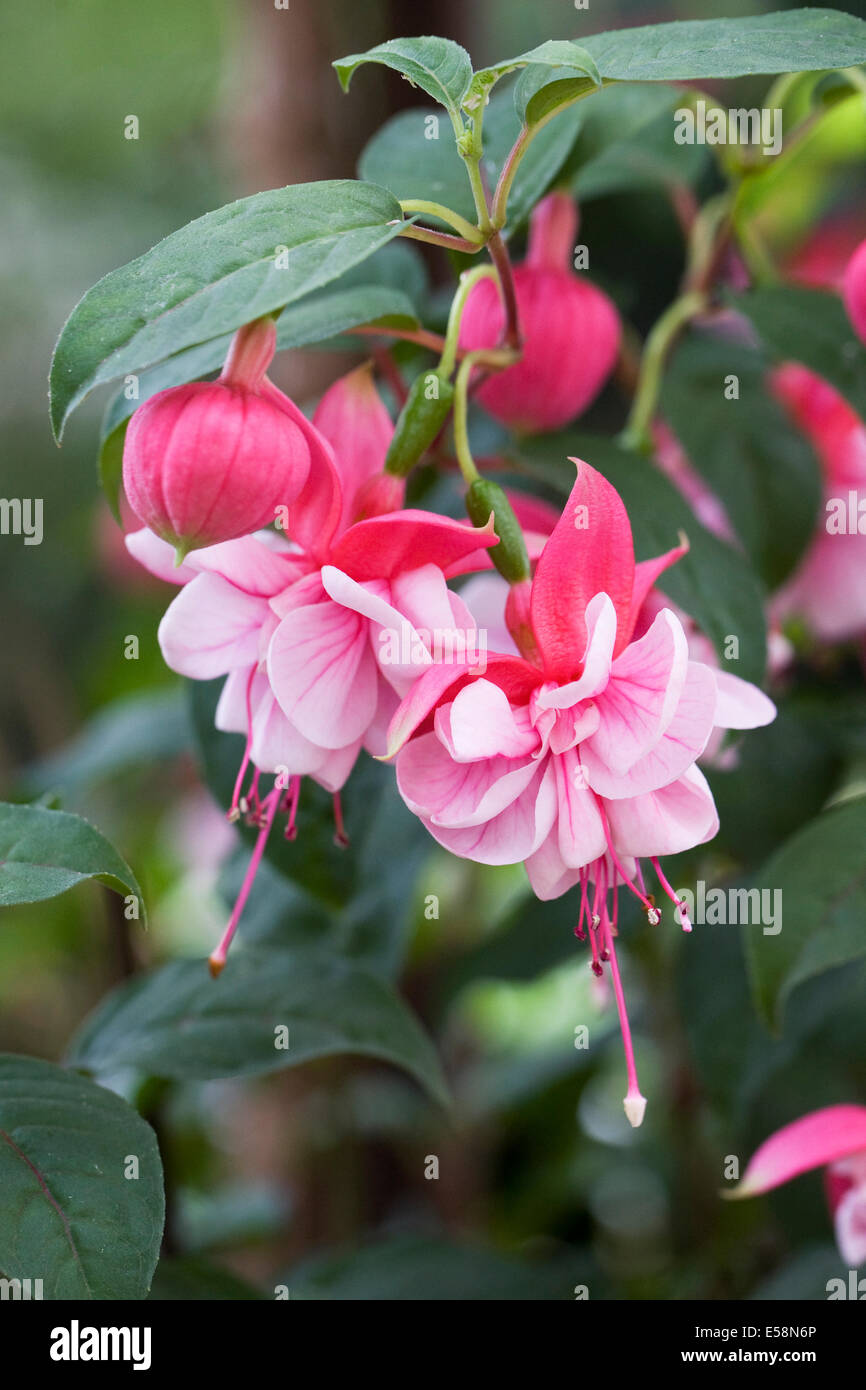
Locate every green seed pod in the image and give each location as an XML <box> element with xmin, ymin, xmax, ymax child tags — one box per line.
<box><xmin>384</xmin><ymin>370</ymin><xmax>455</xmax><ymax>477</ymax></box>
<box><xmin>465</xmin><ymin>478</ymin><xmax>531</xmax><ymax>585</ymax></box>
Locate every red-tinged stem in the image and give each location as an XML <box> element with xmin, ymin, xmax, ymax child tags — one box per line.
<box><xmin>487</xmin><ymin>231</ymin><xmax>521</xmax><ymax>351</ymax></box>
<box><xmin>398</xmin><ymin>223</ymin><xmax>484</xmax><ymax>254</ymax></box>
<box><xmin>209</xmin><ymin>787</ymin><xmax>280</xmax><ymax>977</ymax></box>
<box><xmin>351</xmin><ymin>325</ymin><xmax>447</xmax><ymax>354</ymax></box>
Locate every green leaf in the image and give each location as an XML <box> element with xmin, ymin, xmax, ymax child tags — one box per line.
<box><xmin>149</xmin><ymin>1256</ymin><xmax>265</xmax><ymax>1301</ymax></box>
<box><xmin>188</xmin><ymin>680</ymin><xmax>432</xmax><ymax>967</ymax></box>
<box><xmin>661</xmin><ymin>335</ymin><xmax>821</xmax><ymax>589</ymax></box>
<box><xmin>98</xmin><ymin>417</ymin><xmax>127</xmax><ymax>522</ymax></box>
<box><xmin>50</xmin><ymin>180</ymin><xmax>408</xmax><ymax>439</ymax></box>
<box><xmin>98</xmin><ymin>280</ymin><xmax>418</xmax><ymax>448</ymax></box>
<box><xmin>25</xmin><ymin>689</ymin><xmax>190</xmax><ymax>798</ymax></box>
<box><xmin>729</xmin><ymin>285</ymin><xmax>866</xmax><ymax>419</ymax></box>
<box><xmin>334</xmin><ymin>37</ymin><xmax>472</xmax><ymax>122</ymax></box>
<box><xmin>360</xmin><ymin>88</ymin><xmax>584</xmax><ymax>229</ymax></box>
<box><xmin>468</xmin><ymin>40</ymin><xmax>601</xmax><ymax>123</ymax></box>
<box><xmin>582</xmin><ymin>9</ymin><xmax>866</xmax><ymax>81</ymax></box>
<box><xmin>0</xmin><ymin>1055</ymin><xmax>163</xmax><ymax>1299</ymax></box>
<box><xmin>563</xmin><ymin>83</ymin><xmax>709</xmax><ymax>201</ymax></box>
<box><xmin>745</xmin><ymin>795</ymin><xmax>866</xmax><ymax>1032</ymax></box>
<box><xmin>508</xmin><ymin>435</ymin><xmax>768</xmax><ymax>684</ymax></box>
<box><xmin>516</xmin><ymin>70</ymin><xmax>601</xmax><ymax>130</ymax></box>
<box><xmin>0</xmin><ymin>801</ymin><xmax>145</xmax><ymax>918</ymax></box>
<box><xmin>284</xmin><ymin>1234</ymin><xmax>584</xmax><ymax>1300</ymax></box>
<box><xmin>66</xmin><ymin>946</ymin><xmax>450</xmax><ymax>1105</ymax></box>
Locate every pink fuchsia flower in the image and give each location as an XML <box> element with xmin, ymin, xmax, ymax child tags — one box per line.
<box><xmin>843</xmin><ymin>237</ymin><xmax>866</xmax><ymax>345</ymax></box>
<box><xmin>729</xmin><ymin>1105</ymin><xmax>866</xmax><ymax>1267</ymax></box>
<box><xmin>385</xmin><ymin>460</ymin><xmax>775</xmax><ymax>1124</ymax></box>
<box><xmin>123</xmin><ymin>317</ymin><xmax>312</xmax><ymax>561</ymax></box>
<box><xmin>771</xmin><ymin>363</ymin><xmax>866</xmax><ymax>642</ymax></box>
<box><xmin>458</xmin><ymin>193</ymin><xmax>621</xmax><ymax>433</ymax></box>
<box><xmin>127</xmin><ymin>363</ymin><xmax>497</xmax><ymax>973</ymax></box>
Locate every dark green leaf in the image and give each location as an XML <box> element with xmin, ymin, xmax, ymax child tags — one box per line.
<box><xmin>50</xmin><ymin>180</ymin><xmax>408</xmax><ymax>438</ymax></box>
<box><xmin>563</xmin><ymin>84</ymin><xmax>709</xmax><ymax>200</ymax></box>
<box><xmin>730</xmin><ymin>285</ymin><xmax>866</xmax><ymax>419</ymax></box>
<box><xmin>0</xmin><ymin>801</ymin><xmax>144</xmax><ymax>917</ymax></box>
<box><xmin>745</xmin><ymin>795</ymin><xmax>866</xmax><ymax>1032</ymax></box>
<box><xmin>360</xmin><ymin>89</ymin><xmax>584</xmax><ymax>230</ymax></box>
<box><xmin>98</xmin><ymin>280</ymin><xmax>418</xmax><ymax>446</ymax></box>
<box><xmin>66</xmin><ymin>946</ymin><xmax>449</xmax><ymax>1104</ymax></box>
<box><xmin>25</xmin><ymin>689</ymin><xmax>190</xmax><ymax>797</ymax></box>
<box><xmin>662</xmin><ymin>335</ymin><xmax>821</xmax><ymax>589</ymax></box>
<box><xmin>509</xmin><ymin>434</ymin><xmax>768</xmax><ymax>684</ymax></box>
<box><xmin>149</xmin><ymin>1256</ymin><xmax>265</xmax><ymax>1301</ymax></box>
<box><xmin>582</xmin><ymin>10</ymin><xmax>866</xmax><ymax>81</ymax></box>
<box><xmin>468</xmin><ymin>41</ymin><xmax>601</xmax><ymax>123</ymax></box>
<box><xmin>334</xmin><ymin>37</ymin><xmax>472</xmax><ymax>121</ymax></box>
<box><xmin>0</xmin><ymin>1055</ymin><xmax>163</xmax><ymax>1300</ymax></box>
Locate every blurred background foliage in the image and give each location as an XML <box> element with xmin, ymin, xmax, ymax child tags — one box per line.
<box><xmin>2</xmin><ymin>0</ymin><xmax>866</xmax><ymax>1299</ymax></box>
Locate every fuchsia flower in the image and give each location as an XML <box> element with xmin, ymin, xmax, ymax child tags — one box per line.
<box><xmin>127</xmin><ymin>363</ymin><xmax>497</xmax><ymax>973</ymax></box>
<box><xmin>459</xmin><ymin>193</ymin><xmax>621</xmax><ymax>433</ymax></box>
<box><xmin>729</xmin><ymin>1105</ymin><xmax>866</xmax><ymax>1267</ymax></box>
<box><xmin>385</xmin><ymin>460</ymin><xmax>775</xmax><ymax>1125</ymax></box>
<box><xmin>771</xmin><ymin>363</ymin><xmax>866</xmax><ymax>642</ymax></box>
<box><xmin>123</xmin><ymin>318</ymin><xmax>311</xmax><ymax>559</ymax></box>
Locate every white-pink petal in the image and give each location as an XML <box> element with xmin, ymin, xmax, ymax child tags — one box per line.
<box><xmin>158</xmin><ymin>573</ymin><xmax>268</xmax><ymax>678</ymax></box>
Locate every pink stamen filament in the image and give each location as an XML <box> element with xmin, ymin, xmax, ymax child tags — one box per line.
<box><xmin>333</xmin><ymin>791</ymin><xmax>349</xmax><ymax>847</ymax></box>
<box><xmin>597</xmin><ymin>797</ymin><xmax>654</xmax><ymax>916</ymax></box>
<box><xmin>283</xmin><ymin>774</ymin><xmax>301</xmax><ymax>840</ymax></box>
<box><xmin>209</xmin><ymin>785</ymin><xmax>280</xmax><ymax>977</ymax></box>
<box><xmin>650</xmin><ymin>856</ymin><xmax>692</xmax><ymax>932</ymax></box>
<box><xmin>602</xmin><ymin>917</ymin><xmax>647</xmax><ymax>1128</ymax></box>
<box><xmin>229</xmin><ymin>667</ymin><xmax>257</xmax><ymax>817</ymax></box>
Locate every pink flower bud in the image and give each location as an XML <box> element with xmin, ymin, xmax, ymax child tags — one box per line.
<box><xmin>123</xmin><ymin>317</ymin><xmax>311</xmax><ymax>561</ymax></box>
<box><xmin>843</xmin><ymin>237</ymin><xmax>866</xmax><ymax>345</ymax></box>
<box><xmin>459</xmin><ymin>193</ymin><xmax>621</xmax><ymax>433</ymax></box>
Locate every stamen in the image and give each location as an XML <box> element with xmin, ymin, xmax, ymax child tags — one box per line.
<box><xmin>650</xmin><ymin>857</ymin><xmax>692</xmax><ymax>932</ymax></box>
<box><xmin>602</xmin><ymin>918</ymin><xmax>647</xmax><ymax>1128</ymax></box>
<box><xmin>283</xmin><ymin>774</ymin><xmax>301</xmax><ymax>840</ymax></box>
<box><xmin>598</xmin><ymin>799</ymin><xmax>654</xmax><ymax>914</ymax></box>
<box><xmin>333</xmin><ymin>791</ymin><xmax>349</xmax><ymax>848</ymax></box>
<box><xmin>209</xmin><ymin>784</ymin><xmax>280</xmax><ymax>977</ymax></box>
<box><xmin>229</xmin><ymin>667</ymin><xmax>257</xmax><ymax>818</ymax></box>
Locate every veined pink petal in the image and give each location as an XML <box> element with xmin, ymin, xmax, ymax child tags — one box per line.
<box><xmin>158</xmin><ymin>573</ymin><xmax>268</xmax><ymax>678</ymax></box>
<box><xmin>331</xmin><ymin>509</ymin><xmax>498</xmax><ymax>582</ymax></box>
<box><xmin>320</xmin><ymin>563</ymin><xmax>436</xmax><ymax>694</ymax></box>
<box><xmin>186</xmin><ymin>531</ymin><xmax>300</xmax><ymax>597</ymax></box>
<box><xmin>268</xmin><ymin>594</ymin><xmax>378</xmax><ymax>748</ymax></box>
<box><xmin>554</xmin><ymin>747</ymin><xmax>607</xmax><ymax>868</ymax></box>
<box><xmin>312</xmin><ymin>363</ymin><xmax>394</xmax><ymax>530</ymax></box>
<box><xmin>396</xmin><ymin>732</ymin><xmax>540</xmax><ymax>831</ymax></box>
<box><xmin>125</xmin><ymin>528</ymin><xmax>197</xmax><ymax>584</ymax></box>
<box><xmin>713</xmin><ymin>670</ymin><xmax>777</xmax><ymax>729</ymax></box>
<box><xmin>459</xmin><ymin>573</ymin><xmax>517</xmax><ymax>655</ymax></box>
<box><xmin>261</xmin><ymin>379</ymin><xmax>344</xmax><ymax>560</ymax></box>
<box><xmin>524</xmin><ymin>826</ymin><xmax>583</xmax><ymax>900</ymax></box>
<box><xmin>216</xmin><ymin>666</ymin><xmax>334</xmax><ymax>776</ymax></box>
<box><xmin>435</xmin><ymin>681</ymin><xmax>539</xmax><ymax>762</ymax></box>
<box><xmin>584</xmin><ymin>608</ymin><xmax>689</xmax><ymax>776</ymax></box>
<box><xmin>605</xmin><ymin>763</ymin><xmax>719</xmax><ymax>859</ymax></box>
<box><xmin>534</xmin><ymin>593</ymin><xmax>616</xmax><ymax>710</ymax></box>
<box><xmin>384</xmin><ymin>655</ymin><xmax>541</xmax><ymax>759</ymax></box>
<box><xmin>582</xmin><ymin>661</ymin><xmax>716</xmax><ymax>798</ymax></box>
<box><xmin>531</xmin><ymin>460</ymin><xmax>635</xmax><ymax>681</ymax></box>
<box><xmin>731</xmin><ymin>1106</ymin><xmax>866</xmax><ymax>1199</ymax></box>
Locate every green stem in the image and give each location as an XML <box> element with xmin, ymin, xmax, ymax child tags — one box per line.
<box><xmin>453</xmin><ymin>352</ymin><xmax>490</xmax><ymax>485</ymax></box>
<box><xmin>491</xmin><ymin>83</ymin><xmax>604</xmax><ymax>229</ymax></box>
<box><xmin>619</xmin><ymin>291</ymin><xmax>707</xmax><ymax>454</ymax></box>
<box><xmin>398</xmin><ymin>223</ymin><xmax>484</xmax><ymax>254</ymax></box>
<box><xmin>399</xmin><ymin>199</ymin><xmax>484</xmax><ymax>244</ymax></box>
<box><xmin>458</xmin><ymin>112</ymin><xmax>493</xmax><ymax>235</ymax></box>
<box><xmin>439</xmin><ymin>265</ymin><xmax>499</xmax><ymax>379</ymax></box>
<box><xmin>487</xmin><ymin>231</ymin><xmax>521</xmax><ymax>350</ymax></box>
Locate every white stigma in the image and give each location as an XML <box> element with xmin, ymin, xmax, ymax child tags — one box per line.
<box><xmin>623</xmin><ymin>1092</ymin><xmax>648</xmax><ymax>1128</ymax></box>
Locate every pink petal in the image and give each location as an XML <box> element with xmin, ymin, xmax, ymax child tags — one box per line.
<box><xmin>384</xmin><ymin>655</ymin><xmax>541</xmax><ymax>759</ymax></box>
<box><xmin>158</xmin><ymin>573</ymin><xmax>268</xmax><ymax>678</ymax></box>
<box><xmin>524</xmin><ymin>826</ymin><xmax>583</xmax><ymax>900</ymax></box>
<box><xmin>531</xmin><ymin>460</ymin><xmax>635</xmax><ymax>681</ymax></box>
<box><xmin>582</xmin><ymin>661</ymin><xmax>716</xmax><ymax>798</ymax></box>
<box><xmin>216</xmin><ymin>666</ymin><xmax>330</xmax><ymax>776</ymax></box>
<box><xmin>554</xmin><ymin>747</ymin><xmax>607</xmax><ymax>868</ymax></box>
<box><xmin>533</xmin><ymin>593</ymin><xmax>616</xmax><ymax>710</ymax></box>
<box><xmin>396</xmin><ymin>732</ymin><xmax>540</xmax><ymax>830</ymax></box>
<box><xmin>626</xmin><ymin>536</ymin><xmax>690</xmax><ymax>643</ymax></box>
<box><xmin>604</xmin><ymin>764</ymin><xmax>719</xmax><ymax>859</ymax></box>
<box><xmin>331</xmin><ymin>509</ymin><xmax>498</xmax><ymax>582</ymax></box>
<box><xmin>125</xmin><ymin>528</ymin><xmax>196</xmax><ymax>584</ymax></box>
<box><xmin>833</xmin><ymin>1179</ymin><xmax>866</xmax><ymax>1268</ymax></box>
<box><xmin>583</xmin><ymin>608</ymin><xmax>689</xmax><ymax>775</ymax></box>
<box><xmin>312</xmin><ymin>363</ymin><xmax>394</xmax><ymax>531</ymax></box>
<box><xmin>187</xmin><ymin>532</ymin><xmax>300</xmax><ymax>597</ymax></box>
<box><xmin>261</xmin><ymin>379</ymin><xmax>343</xmax><ymax>560</ymax></box>
<box><xmin>435</xmin><ymin>681</ymin><xmax>539</xmax><ymax>762</ymax></box>
<box><xmin>732</xmin><ymin>1106</ymin><xmax>866</xmax><ymax>1198</ymax></box>
<box><xmin>268</xmin><ymin>594</ymin><xmax>378</xmax><ymax>748</ymax></box>
<box><xmin>713</xmin><ymin>670</ymin><xmax>777</xmax><ymax>729</ymax></box>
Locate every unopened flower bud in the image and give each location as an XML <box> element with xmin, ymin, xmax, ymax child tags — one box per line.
<box><xmin>123</xmin><ymin>317</ymin><xmax>311</xmax><ymax>561</ymax></box>
<box><xmin>384</xmin><ymin>370</ymin><xmax>455</xmax><ymax>477</ymax></box>
<box><xmin>459</xmin><ymin>192</ymin><xmax>620</xmax><ymax>433</ymax></box>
